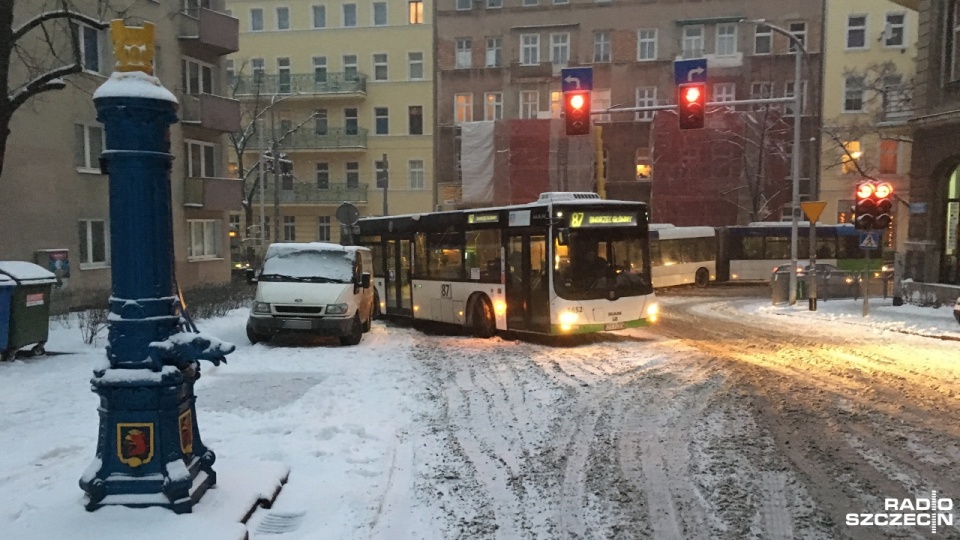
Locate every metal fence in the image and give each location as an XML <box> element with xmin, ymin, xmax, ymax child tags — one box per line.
<box><xmin>771</xmin><ymin>270</ymin><xmax>893</xmax><ymax>305</ymax></box>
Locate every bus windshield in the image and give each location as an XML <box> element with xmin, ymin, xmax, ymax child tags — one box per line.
<box><xmin>554</xmin><ymin>230</ymin><xmax>651</xmax><ymax>300</ymax></box>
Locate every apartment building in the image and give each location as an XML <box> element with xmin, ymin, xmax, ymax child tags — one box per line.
<box><xmin>0</xmin><ymin>0</ymin><xmax>241</xmax><ymax>307</ymax></box>
<box><xmin>226</xmin><ymin>0</ymin><xmax>435</xmax><ymax>246</ymax></box>
<box><xmin>819</xmin><ymin>0</ymin><xmax>917</xmax><ymax>258</ymax></box>
<box><xmin>436</xmin><ymin>0</ymin><xmax>824</xmax><ymax>226</ymax></box>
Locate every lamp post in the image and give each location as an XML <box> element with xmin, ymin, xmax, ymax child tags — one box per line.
<box><xmin>743</xmin><ymin>19</ymin><xmax>806</xmax><ymax>305</ymax></box>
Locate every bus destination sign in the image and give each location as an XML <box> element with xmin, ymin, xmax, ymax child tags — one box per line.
<box><xmin>570</xmin><ymin>212</ymin><xmax>638</xmax><ymax>228</ymax></box>
<box><xmin>468</xmin><ymin>213</ymin><xmax>499</xmax><ymax>224</ymax></box>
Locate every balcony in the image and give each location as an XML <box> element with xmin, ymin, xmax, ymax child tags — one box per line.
<box><xmin>183</xmin><ymin>176</ymin><xmax>243</xmax><ymax>210</ymax></box>
<box><xmin>509</xmin><ymin>62</ymin><xmax>554</xmax><ymax>80</ymax></box>
<box><xmin>232</xmin><ymin>73</ymin><xmax>367</xmax><ymax>99</ymax></box>
<box><xmin>179</xmin><ymin>8</ymin><xmax>239</xmax><ymax>56</ymax></box>
<box><xmin>180</xmin><ymin>93</ymin><xmax>241</xmax><ymax>133</ymax></box>
<box><xmin>879</xmin><ymin>84</ymin><xmax>913</xmax><ymax>126</ymax></box>
<box><xmin>249</xmin><ymin>183</ymin><xmax>368</xmax><ymax>204</ymax></box>
<box><xmin>281</xmin><ymin>127</ymin><xmax>368</xmax><ymax>151</ymax></box>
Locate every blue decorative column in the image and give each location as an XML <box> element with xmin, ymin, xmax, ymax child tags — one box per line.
<box><xmin>79</xmin><ymin>20</ymin><xmax>233</xmax><ymax>514</ymax></box>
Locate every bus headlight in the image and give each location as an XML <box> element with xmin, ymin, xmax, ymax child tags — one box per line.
<box><xmin>559</xmin><ymin>311</ymin><xmax>579</xmax><ymax>325</ymax></box>
<box><xmin>647</xmin><ymin>303</ymin><xmax>659</xmax><ymax>323</ymax></box>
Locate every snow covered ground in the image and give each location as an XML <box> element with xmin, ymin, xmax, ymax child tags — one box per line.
<box><xmin>0</xmin><ymin>296</ymin><xmax>957</xmax><ymax>540</ymax></box>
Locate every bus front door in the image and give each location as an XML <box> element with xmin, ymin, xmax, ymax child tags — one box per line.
<box><xmin>505</xmin><ymin>234</ymin><xmax>548</xmax><ymax>333</ymax></box>
<box><xmin>385</xmin><ymin>238</ymin><xmax>414</xmax><ymax>317</ymax></box>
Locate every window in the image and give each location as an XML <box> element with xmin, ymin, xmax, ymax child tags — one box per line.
<box><xmin>313</xmin><ymin>56</ymin><xmax>327</xmax><ymax>84</ymax></box>
<box><xmin>75</xmin><ymin>124</ymin><xmax>104</xmax><ymax>171</ymax></box>
<box><xmin>785</xmin><ymin>80</ymin><xmax>808</xmax><ymax>115</ymax></box>
<box><xmin>594</xmin><ymin>89</ymin><xmax>610</xmax><ymax>123</ymax></box>
<box><xmin>456</xmin><ymin>38</ymin><xmax>472</xmax><ymax>68</ymax></box>
<box><xmin>593</xmin><ymin>31</ymin><xmax>611</xmax><ymax>62</ymax></box>
<box><xmin>409</xmin><ymin>160</ymin><xmax>425</xmax><ymax>189</ymax></box>
<box><xmin>251</xmin><ymin>58</ymin><xmax>265</xmax><ymax>83</ymax></box>
<box><xmin>409</xmin><ymin>105</ymin><xmax>423</xmax><ymax>135</ymax></box>
<box><xmin>884</xmin><ymin>13</ymin><xmax>906</xmax><ymax>47</ymax></box>
<box><xmin>70</xmin><ymin>23</ymin><xmax>103</xmax><ymax>73</ymax></box>
<box><xmin>551</xmin><ymin>33</ymin><xmax>569</xmax><ymax>65</ymax></box>
<box><xmin>879</xmin><ymin>139</ymin><xmax>898</xmax><ymax>174</ymax></box>
<box><xmin>486</xmin><ymin>37</ymin><xmax>502</xmax><ymax>67</ymax></box>
<box><xmin>375</xmin><ymin>107</ymin><xmax>389</xmax><ymax>134</ymax></box>
<box><xmin>283</xmin><ymin>216</ymin><xmax>296</xmax><ymax>241</ymax></box>
<box><xmin>455</xmin><ymin>93</ymin><xmax>473</xmax><ymax>123</ymax></box>
<box><xmin>343</xmin><ymin>54</ymin><xmax>358</xmax><ymax>81</ymax></box>
<box><xmin>182</xmin><ymin>58</ymin><xmax>214</xmax><ymax>94</ymax></box>
<box><xmin>315</xmin><ymin>108</ymin><xmax>328</xmax><ymax>134</ymax></box>
<box><xmin>408</xmin><ymin>0</ymin><xmax>423</xmax><ymax>24</ymax></box>
<box><xmin>345</xmin><ymin>107</ymin><xmax>358</xmax><ymax>134</ymax></box>
<box><xmin>277</xmin><ymin>7</ymin><xmax>290</xmax><ymax>30</ymax></box>
<box><xmin>408</xmin><ymin>52</ymin><xmax>424</xmax><ymax>80</ymax></box>
<box><xmin>184</xmin><ymin>140</ymin><xmax>216</xmax><ymax>177</ymax></box>
<box><xmin>373</xmin><ymin>2</ymin><xmax>387</xmax><ymax>26</ymax></box>
<box><xmin>343</xmin><ymin>4</ymin><xmax>357</xmax><ymax>27</ymax></box>
<box><xmin>375</xmin><ymin>158</ymin><xmax>388</xmax><ymax>188</ymax></box>
<box><xmin>521</xmin><ymin>34</ymin><xmax>540</xmax><ymax>65</ymax></box>
<box><xmin>842</xmin><ymin>141</ymin><xmax>862</xmax><ymax>174</ymax></box>
<box><xmin>488</xmin><ymin>0</ymin><xmax>503</xmax><ymax>7</ymax></box>
<box><xmin>754</xmin><ymin>25</ymin><xmax>772</xmax><ymax>54</ymax></box>
<box><xmin>346</xmin><ymin>162</ymin><xmax>359</xmax><ymax>188</ymax></box>
<box><xmin>751</xmin><ymin>81</ymin><xmax>773</xmax><ymax>98</ymax></box>
<box><xmin>456</xmin><ymin>0</ymin><xmax>471</xmax><ymax>9</ymax></box>
<box><xmin>318</xmin><ymin>216</ymin><xmax>331</xmax><ymax>241</ymax></box>
<box><xmin>553</xmin><ymin>0</ymin><xmax>568</xmax><ymax>4</ymax></box>
<box><xmin>277</xmin><ymin>57</ymin><xmax>291</xmax><ymax>93</ymax></box>
<box><xmin>716</xmin><ymin>23</ymin><xmax>737</xmax><ymax>56</ymax></box>
<box><xmin>78</xmin><ymin>219</ymin><xmax>109</xmax><ymax>266</ymax></box>
<box><xmin>682</xmin><ymin>25</ymin><xmax>704</xmax><ymax>59</ymax></box>
<box><xmin>250</xmin><ymin>8</ymin><xmax>263</xmax><ymax>31</ymax></box>
<box><xmin>226</xmin><ymin>59</ymin><xmax>235</xmax><ymax>88</ymax></box>
<box><xmin>485</xmin><ymin>92</ymin><xmax>503</xmax><ymax>120</ymax></box>
<box><xmin>789</xmin><ymin>22</ymin><xmax>807</xmax><ymax>52</ymax></box>
<box><xmin>465</xmin><ymin>229</ymin><xmax>501</xmax><ymax>283</ymax></box>
<box><xmin>373</xmin><ymin>53</ymin><xmax>388</xmax><ymax>81</ymax></box>
<box><xmin>843</xmin><ymin>76</ymin><xmax>865</xmax><ymax>112</ymax></box>
<box><xmin>714</xmin><ymin>82</ymin><xmax>735</xmax><ymax>102</ymax></box>
<box><xmin>316</xmin><ymin>162</ymin><xmax>329</xmax><ymax>189</ymax></box>
<box><xmin>550</xmin><ymin>91</ymin><xmax>562</xmax><ymax>118</ymax></box>
<box><xmin>523</xmin><ymin>0</ymin><xmax>537</xmax><ymax>6</ymax></box>
<box><xmin>637</xmin><ymin>28</ymin><xmax>657</xmax><ymax>61</ymax></box>
<box><xmin>847</xmin><ymin>15</ymin><xmax>867</xmax><ymax>49</ymax></box>
<box><xmin>312</xmin><ymin>5</ymin><xmax>326</xmax><ymax>28</ymax></box>
<box><xmin>635</xmin><ymin>87</ymin><xmax>656</xmax><ymax>121</ymax></box>
<box><xmin>520</xmin><ymin>90</ymin><xmax>539</xmax><ymax>119</ymax></box>
<box><xmin>188</xmin><ymin>219</ymin><xmax>220</xmax><ymax>259</ymax></box>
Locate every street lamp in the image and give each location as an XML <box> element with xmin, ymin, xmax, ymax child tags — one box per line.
<box><xmin>742</xmin><ymin>18</ymin><xmax>806</xmax><ymax>305</ymax></box>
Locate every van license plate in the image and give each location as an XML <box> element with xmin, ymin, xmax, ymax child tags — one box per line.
<box><xmin>604</xmin><ymin>322</ymin><xmax>625</xmax><ymax>331</ymax></box>
<box><xmin>284</xmin><ymin>319</ymin><xmax>313</xmax><ymax>330</ymax></box>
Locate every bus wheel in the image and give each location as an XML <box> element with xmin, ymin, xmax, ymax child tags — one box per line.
<box><xmin>695</xmin><ymin>268</ymin><xmax>710</xmax><ymax>288</ymax></box>
<box><xmin>372</xmin><ymin>289</ymin><xmax>382</xmax><ymax>319</ymax></box>
<box><xmin>470</xmin><ymin>298</ymin><xmax>496</xmax><ymax>338</ymax></box>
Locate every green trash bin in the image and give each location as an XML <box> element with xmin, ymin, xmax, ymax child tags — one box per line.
<box><xmin>0</xmin><ymin>261</ymin><xmax>57</xmax><ymax>361</ymax></box>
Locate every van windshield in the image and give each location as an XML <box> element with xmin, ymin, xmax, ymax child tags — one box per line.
<box><xmin>260</xmin><ymin>250</ymin><xmax>355</xmax><ymax>283</ymax></box>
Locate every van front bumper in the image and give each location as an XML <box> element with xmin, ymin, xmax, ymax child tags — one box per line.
<box><xmin>247</xmin><ymin>314</ymin><xmax>353</xmax><ymax>336</ymax></box>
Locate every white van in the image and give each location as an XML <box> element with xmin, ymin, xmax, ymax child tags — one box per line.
<box><xmin>246</xmin><ymin>242</ymin><xmax>375</xmax><ymax>346</ymax></box>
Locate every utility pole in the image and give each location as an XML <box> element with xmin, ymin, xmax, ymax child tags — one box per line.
<box><xmin>381</xmin><ymin>153</ymin><xmax>389</xmax><ymax>216</ymax></box>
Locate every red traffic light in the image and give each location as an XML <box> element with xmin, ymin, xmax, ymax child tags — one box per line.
<box><xmin>677</xmin><ymin>83</ymin><xmax>706</xmax><ymax>130</ymax></box>
<box><xmin>683</xmin><ymin>86</ymin><xmax>702</xmax><ymax>103</ymax></box>
<box><xmin>569</xmin><ymin>93</ymin><xmax>585</xmax><ymax>110</ymax></box>
<box><xmin>875</xmin><ymin>182</ymin><xmax>893</xmax><ymax>198</ymax></box>
<box><xmin>854</xmin><ymin>181</ymin><xmax>895</xmax><ymax>230</ymax></box>
<box><xmin>856</xmin><ymin>182</ymin><xmax>875</xmax><ymax>199</ymax></box>
<box><xmin>564</xmin><ymin>91</ymin><xmax>591</xmax><ymax>136</ymax></box>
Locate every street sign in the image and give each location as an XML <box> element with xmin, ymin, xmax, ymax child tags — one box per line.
<box><xmin>800</xmin><ymin>201</ymin><xmax>827</xmax><ymax>222</ymax></box>
<box><xmin>561</xmin><ymin>67</ymin><xmax>593</xmax><ymax>93</ymax></box>
<box><xmin>674</xmin><ymin>59</ymin><xmax>707</xmax><ymax>85</ymax></box>
<box><xmin>859</xmin><ymin>231</ymin><xmax>881</xmax><ymax>250</ymax></box>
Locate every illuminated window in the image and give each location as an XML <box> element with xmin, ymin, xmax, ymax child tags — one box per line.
<box><xmin>408</xmin><ymin>0</ymin><xmax>423</xmax><ymax>24</ymax></box>
<box><xmin>455</xmin><ymin>93</ymin><xmax>473</xmax><ymax>123</ymax></box>
<box><xmin>842</xmin><ymin>141</ymin><xmax>862</xmax><ymax>174</ymax></box>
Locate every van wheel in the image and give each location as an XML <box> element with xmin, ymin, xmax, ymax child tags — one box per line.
<box><xmin>246</xmin><ymin>324</ymin><xmax>270</xmax><ymax>345</ymax></box>
<box><xmin>470</xmin><ymin>298</ymin><xmax>496</xmax><ymax>338</ymax></box>
<box><xmin>695</xmin><ymin>268</ymin><xmax>710</xmax><ymax>288</ymax></box>
<box><xmin>362</xmin><ymin>308</ymin><xmax>372</xmax><ymax>332</ymax></box>
<box><xmin>340</xmin><ymin>313</ymin><xmax>363</xmax><ymax>346</ymax></box>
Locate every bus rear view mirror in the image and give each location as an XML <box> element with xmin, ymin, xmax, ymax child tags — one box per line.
<box><xmin>556</xmin><ymin>228</ymin><xmax>570</xmax><ymax>246</ymax></box>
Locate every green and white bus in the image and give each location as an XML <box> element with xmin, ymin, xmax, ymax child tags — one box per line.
<box><xmin>355</xmin><ymin>192</ymin><xmax>659</xmax><ymax>337</ymax></box>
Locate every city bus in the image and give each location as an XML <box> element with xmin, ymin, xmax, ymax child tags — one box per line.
<box><xmin>649</xmin><ymin>224</ymin><xmax>717</xmax><ymax>288</ymax></box>
<box><xmin>355</xmin><ymin>192</ymin><xmax>659</xmax><ymax>337</ymax></box>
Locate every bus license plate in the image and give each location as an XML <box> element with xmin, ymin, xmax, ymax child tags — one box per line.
<box><xmin>605</xmin><ymin>322</ymin><xmax>625</xmax><ymax>331</ymax></box>
<box><xmin>284</xmin><ymin>319</ymin><xmax>313</xmax><ymax>330</ymax></box>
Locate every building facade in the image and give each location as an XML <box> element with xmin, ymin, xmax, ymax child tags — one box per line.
<box><xmin>226</xmin><ymin>0</ymin><xmax>435</xmax><ymax>248</ymax></box>
<box><xmin>0</xmin><ymin>0</ymin><xmax>241</xmax><ymax>308</ymax></box>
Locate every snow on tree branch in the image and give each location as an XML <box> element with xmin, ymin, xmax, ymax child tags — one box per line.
<box><xmin>9</xmin><ymin>64</ymin><xmax>80</xmax><ymax>112</ymax></box>
<box><xmin>12</xmin><ymin>10</ymin><xmax>108</xmax><ymax>42</ymax></box>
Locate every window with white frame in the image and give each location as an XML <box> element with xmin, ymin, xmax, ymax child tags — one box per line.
<box><xmin>635</xmin><ymin>87</ymin><xmax>656</xmax><ymax>121</ymax></box>
<box><xmin>682</xmin><ymin>25</ymin><xmax>704</xmax><ymax>59</ymax></box>
<box><xmin>488</xmin><ymin>0</ymin><xmax>502</xmax><ymax>7</ymax></box>
<box><xmin>593</xmin><ymin>30</ymin><xmax>611</xmax><ymax>62</ymax></box>
<box><xmin>343</xmin><ymin>54</ymin><xmax>358</xmax><ymax>81</ymax></box>
<box><xmin>344</xmin><ymin>107</ymin><xmax>358</xmax><ymax>134</ymax></box>
<box><xmin>316</xmin><ymin>162</ymin><xmax>329</xmax><ymax>189</ymax></box>
<box><xmin>346</xmin><ymin>162</ymin><xmax>359</xmax><ymax>188</ymax></box>
<box><xmin>843</xmin><ymin>76</ymin><xmax>865</xmax><ymax>112</ymax></box>
<box><xmin>847</xmin><ymin>15</ymin><xmax>867</xmax><ymax>49</ymax></box>
<box><xmin>754</xmin><ymin>25</ymin><xmax>772</xmax><ymax>54</ymax></box>
<box><xmin>456</xmin><ymin>0</ymin><xmax>471</xmax><ymax>10</ymax></box>
<box><xmin>456</xmin><ymin>38</ymin><xmax>472</xmax><ymax>68</ymax></box>
<box><xmin>75</xmin><ymin>123</ymin><xmax>104</xmax><ymax>171</ymax></box>
<box><xmin>593</xmin><ymin>89</ymin><xmax>610</xmax><ymax>122</ymax></box>
<box><xmin>375</xmin><ymin>158</ymin><xmax>388</xmax><ymax>188</ymax></box>
<box><xmin>713</xmin><ymin>82</ymin><xmax>736</xmax><ymax>102</ymax></box>
<box><xmin>409</xmin><ymin>160</ymin><xmax>425</xmax><ymax>189</ymax></box>
<box><xmin>521</xmin><ymin>34</ymin><xmax>540</xmax><ymax>65</ymax></box>
<box><xmin>751</xmin><ymin>81</ymin><xmax>773</xmax><ymax>110</ymax></box>
<box><xmin>785</xmin><ymin>80</ymin><xmax>808</xmax><ymax>115</ymax></box>
<box><xmin>551</xmin><ymin>33</ymin><xmax>569</xmax><ymax>65</ymax></box>
<box><xmin>251</xmin><ymin>57</ymin><xmax>265</xmax><ymax>83</ymax></box>
<box><xmin>250</xmin><ymin>8</ymin><xmax>263</xmax><ymax>31</ymax></box>
<box><xmin>184</xmin><ymin>140</ymin><xmax>216</xmax><ymax>177</ymax></box>
<box><xmin>69</xmin><ymin>22</ymin><xmax>104</xmax><ymax>73</ymax></box>
<box><xmin>283</xmin><ymin>216</ymin><xmax>296</xmax><ymax>241</ymax></box>
<box><xmin>373</xmin><ymin>2</ymin><xmax>387</xmax><ymax>26</ymax></box>
<box><xmin>78</xmin><ymin>219</ymin><xmax>109</xmax><ymax>266</ymax></box>
<box><xmin>408</xmin><ymin>51</ymin><xmax>424</xmax><ymax>79</ymax></box>
<box><xmin>182</xmin><ymin>58</ymin><xmax>213</xmax><ymax>94</ymax></box>
<box><xmin>343</xmin><ymin>3</ymin><xmax>357</xmax><ymax>27</ymax></box>
<box><xmin>409</xmin><ymin>105</ymin><xmax>423</xmax><ymax>135</ymax></box>
<box><xmin>789</xmin><ymin>22</ymin><xmax>807</xmax><ymax>52</ymax></box>
<box><xmin>312</xmin><ymin>5</ymin><xmax>326</xmax><ymax>28</ymax></box>
<box><xmin>485</xmin><ymin>92</ymin><xmax>503</xmax><ymax>120</ymax></box>
<box><xmin>277</xmin><ymin>57</ymin><xmax>291</xmax><ymax>93</ymax></box>
<box><xmin>716</xmin><ymin>23</ymin><xmax>737</xmax><ymax>56</ymax></box>
<box><xmin>375</xmin><ymin>107</ymin><xmax>389</xmax><ymax>134</ymax></box>
<box><xmin>550</xmin><ymin>91</ymin><xmax>562</xmax><ymax>118</ymax></box>
<box><xmin>373</xmin><ymin>53</ymin><xmax>388</xmax><ymax>81</ymax></box>
<box><xmin>313</xmin><ymin>56</ymin><xmax>327</xmax><ymax>83</ymax></box>
<box><xmin>486</xmin><ymin>37</ymin><xmax>502</xmax><ymax>67</ymax></box>
<box><xmin>884</xmin><ymin>12</ymin><xmax>906</xmax><ymax>47</ymax></box>
<box><xmin>637</xmin><ymin>28</ymin><xmax>657</xmax><ymax>61</ymax></box>
<box><xmin>455</xmin><ymin>93</ymin><xmax>473</xmax><ymax>123</ymax></box>
<box><xmin>188</xmin><ymin>219</ymin><xmax>220</xmax><ymax>259</ymax></box>
<box><xmin>520</xmin><ymin>90</ymin><xmax>539</xmax><ymax>119</ymax></box>
<box><xmin>318</xmin><ymin>216</ymin><xmax>331</xmax><ymax>241</ymax></box>
<box><xmin>277</xmin><ymin>7</ymin><xmax>290</xmax><ymax>30</ymax></box>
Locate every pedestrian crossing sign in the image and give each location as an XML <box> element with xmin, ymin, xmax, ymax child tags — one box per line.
<box><xmin>859</xmin><ymin>231</ymin><xmax>881</xmax><ymax>250</ymax></box>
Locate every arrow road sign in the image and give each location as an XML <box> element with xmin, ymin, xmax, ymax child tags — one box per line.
<box><xmin>859</xmin><ymin>231</ymin><xmax>881</xmax><ymax>250</ymax></box>
<box><xmin>674</xmin><ymin>59</ymin><xmax>708</xmax><ymax>85</ymax></box>
<box><xmin>561</xmin><ymin>67</ymin><xmax>593</xmax><ymax>93</ymax></box>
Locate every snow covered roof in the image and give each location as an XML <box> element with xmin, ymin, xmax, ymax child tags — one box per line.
<box><xmin>0</xmin><ymin>261</ymin><xmax>57</xmax><ymax>284</ymax></box>
<box><xmin>93</xmin><ymin>70</ymin><xmax>178</xmax><ymax>103</ymax></box>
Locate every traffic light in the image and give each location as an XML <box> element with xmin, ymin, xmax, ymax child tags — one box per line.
<box><xmin>677</xmin><ymin>83</ymin><xmax>706</xmax><ymax>130</ymax></box>
<box><xmin>874</xmin><ymin>181</ymin><xmax>894</xmax><ymax>229</ymax></box>
<box><xmin>564</xmin><ymin>91</ymin><xmax>591</xmax><ymax>136</ymax></box>
<box><xmin>854</xmin><ymin>181</ymin><xmax>895</xmax><ymax>230</ymax></box>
